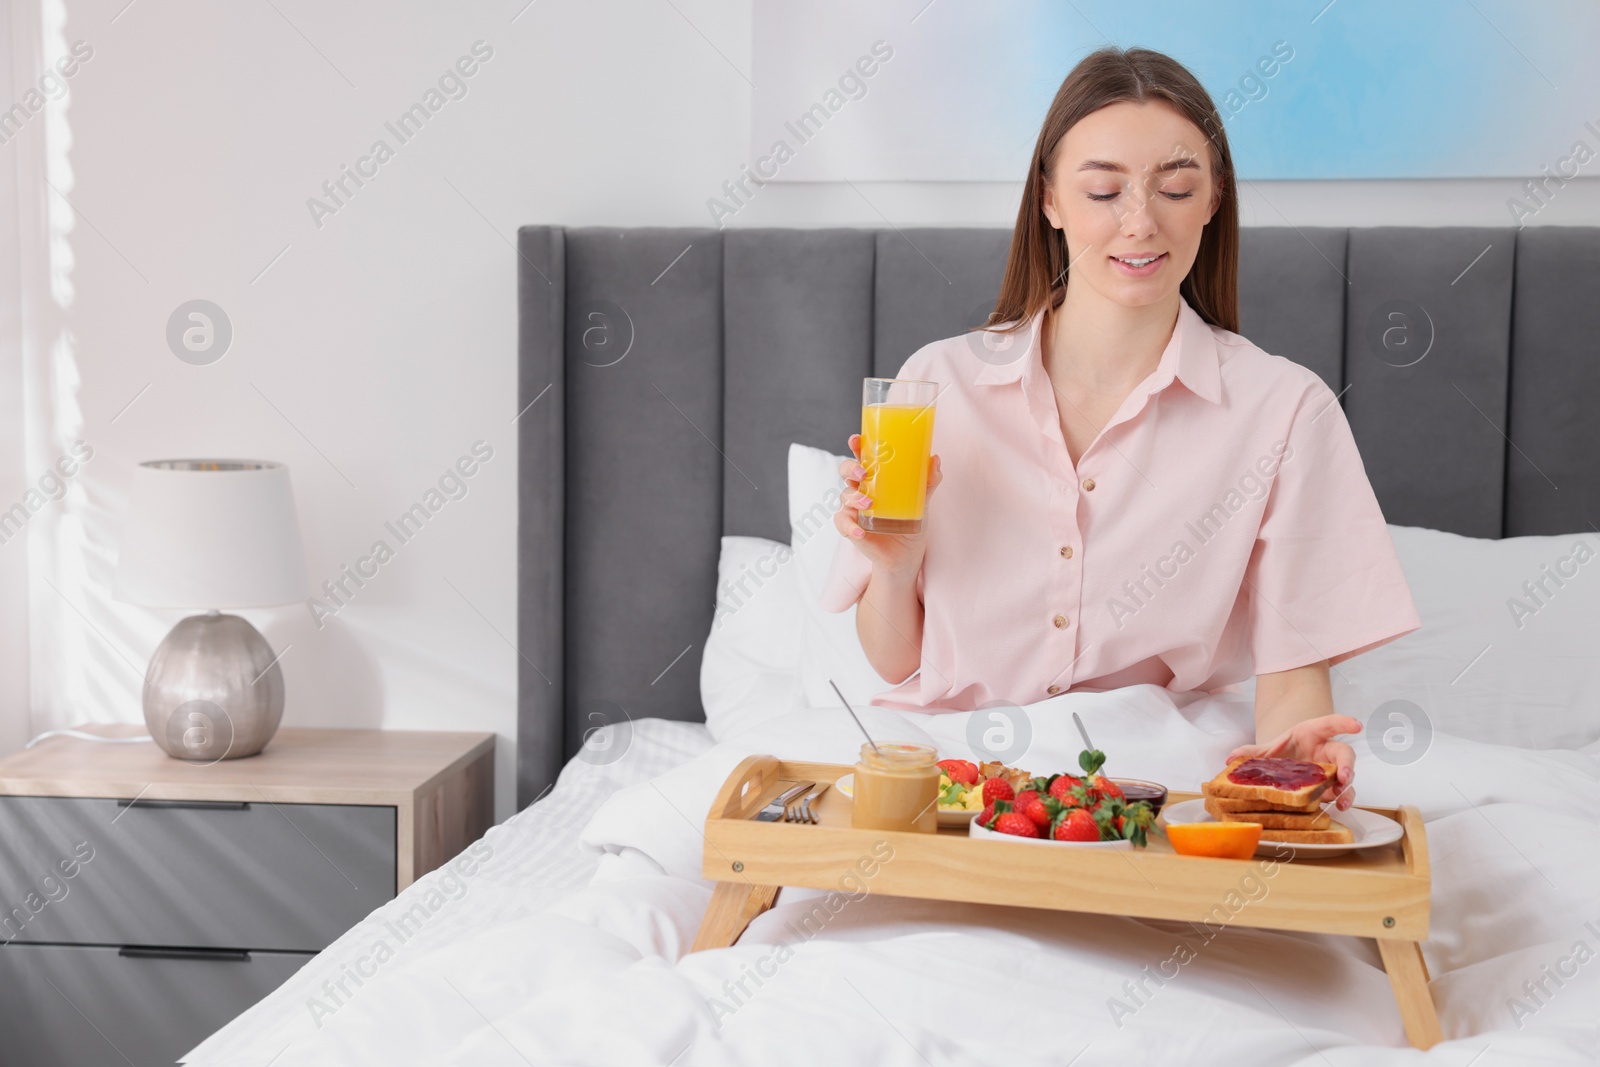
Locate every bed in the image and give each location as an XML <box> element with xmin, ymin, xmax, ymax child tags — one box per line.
<box><xmin>184</xmin><ymin>225</ymin><xmax>1600</xmax><ymax>1065</ymax></box>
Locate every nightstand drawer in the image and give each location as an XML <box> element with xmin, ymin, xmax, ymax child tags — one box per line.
<box><xmin>0</xmin><ymin>796</ymin><xmax>395</xmax><ymax>951</ymax></box>
<box><xmin>0</xmin><ymin>941</ymin><xmax>312</xmax><ymax>1067</ymax></box>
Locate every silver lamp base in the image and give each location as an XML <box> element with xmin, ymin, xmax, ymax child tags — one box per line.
<box><xmin>142</xmin><ymin>612</ymin><xmax>285</xmax><ymax>761</ymax></box>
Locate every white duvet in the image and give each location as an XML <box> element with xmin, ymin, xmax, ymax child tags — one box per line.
<box><xmin>187</xmin><ymin>686</ymin><xmax>1600</xmax><ymax>1066</ymax></box>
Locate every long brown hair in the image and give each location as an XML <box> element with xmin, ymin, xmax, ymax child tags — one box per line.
<box><xmin>984</xmin><ymin>46</ymin><xmax>1240</xmax><ymax>337</ymax></box>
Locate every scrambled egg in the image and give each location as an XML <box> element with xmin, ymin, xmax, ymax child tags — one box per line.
<box><xmin>937</xmin><ymin>774</ymin><xmax>985</xmax><ymax>811</ymax></box>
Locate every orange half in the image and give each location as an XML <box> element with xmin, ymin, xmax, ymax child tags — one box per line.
<box><xmin>1166</xmin><ymin>821</ymin><xmax>1262</xmax><ymax>859</ymax></box>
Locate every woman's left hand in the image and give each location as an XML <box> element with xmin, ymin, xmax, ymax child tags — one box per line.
<box><xmin>1226</xmin><ymin>714</ymin><xmax>1362</xmax><ymax>811</ymax></box>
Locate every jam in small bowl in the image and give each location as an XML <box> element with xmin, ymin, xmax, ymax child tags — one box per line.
<box><xmin>1112</xmin><ymin>778</ymin><xmax>1168</xmax><ymax>816</ymax></box>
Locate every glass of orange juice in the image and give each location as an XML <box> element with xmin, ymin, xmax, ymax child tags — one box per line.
<box><xmin>859</xmin><ymin>378</ymin><xmax>938</xmax><ymax>535</ymax></box>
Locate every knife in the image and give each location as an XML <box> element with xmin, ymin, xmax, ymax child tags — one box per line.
<box><xmin>753</xmin><ymin>780</ymin><xmax>815</xmax><ymax>822</ymax></box>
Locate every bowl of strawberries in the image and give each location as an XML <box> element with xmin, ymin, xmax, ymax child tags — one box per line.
<box><xmin>968</xmin><ymin>748</ymin><xmax>1158</xmax><ymax>848</ymax></box>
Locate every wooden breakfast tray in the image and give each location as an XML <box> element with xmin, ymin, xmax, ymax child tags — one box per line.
<box><xmin>692</xmin><ymin>756</ymin><xmax>1441</xmax><ymax>1049</ymax></box>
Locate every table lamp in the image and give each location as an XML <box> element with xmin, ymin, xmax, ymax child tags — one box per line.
<box><xmin>113</xmin><ymin>460</ymin><xmax>309</xmax><ymax>761</ymax></box>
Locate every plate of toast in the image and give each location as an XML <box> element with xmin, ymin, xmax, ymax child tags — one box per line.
<box><xmin>1162</xmin><ymin>756</ymin><xmax>1403</xmax><ymax>858</ymax></box>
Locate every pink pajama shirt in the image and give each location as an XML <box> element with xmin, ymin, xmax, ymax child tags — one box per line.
<box><xmin>821</xmin><ymin>294</ymin><xmax>1421</xmax><ymax>713</ymax></box>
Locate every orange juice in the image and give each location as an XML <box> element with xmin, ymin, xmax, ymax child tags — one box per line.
<box><xmin>859</xmin><ymin>401</ymin><xmax>936</xmax><ymax>534</ymax></box>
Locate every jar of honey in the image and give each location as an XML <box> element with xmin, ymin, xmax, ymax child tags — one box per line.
<box><xmin>850</xmin><ymin>741</ymin><xmax>939</xmax><ymax>833</ymax></box>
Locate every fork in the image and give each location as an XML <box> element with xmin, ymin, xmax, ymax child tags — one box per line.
<box><xmin>784</xmin><ymin>784</ymin><xmax>828</xmax><ymax>824</ymax></box>
<box><xmin>782</xmin><ymin>792</ymin><xmax>811</xmax><ymax>824</ymax></box>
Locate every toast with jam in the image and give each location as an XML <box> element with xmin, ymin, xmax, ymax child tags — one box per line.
<box><xmin>1202</xmin><ymin>757</ymin><xmax>1354</xmax><ymax>845</ymax></box>
<box><xmin>1204</xmin><ymin>757</ymin><xmax>1334</xmax><ymax>807</ymax></box>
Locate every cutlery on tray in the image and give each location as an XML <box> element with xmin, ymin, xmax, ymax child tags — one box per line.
<box><xmin>784</xmin><ymin>784</ymin><xmax>829</xmax><ymax>824</ymax></box>
<box><xmin>753</xmin><ymin>780</ymin><xmax>814</xmax><ymax>822</ymax></box>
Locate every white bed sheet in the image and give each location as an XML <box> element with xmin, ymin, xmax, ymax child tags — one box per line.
<box><xmin>185</xmin><ymin>688</ymin><xmax>1600</xmax><ymax>1066</ymax></box>
<box><xmin>180</xmin><ymin>717</ymin><xmax>718</xmax><ymax>1065</ymax></box>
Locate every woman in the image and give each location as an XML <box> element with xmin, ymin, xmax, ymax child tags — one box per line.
<box><xmin>822</xmin><ymin>47</ymin><xmax>1420</xmax><ymax>810</ymax></box>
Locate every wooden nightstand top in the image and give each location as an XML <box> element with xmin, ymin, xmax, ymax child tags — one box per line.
<box><xmin>0</xmin><ymin>724</ymin><xmax>496</xmax><ymax>806</ymax></box>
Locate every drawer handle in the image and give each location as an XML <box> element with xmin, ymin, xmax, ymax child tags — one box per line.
<box><xmin>115</xmin><ymin>799</ymin><xmax>250</xmax><ymax>811</ymax></box>
<box><xmin>118</xmin><ymin>946</ymin><xmax>251</xmax><ymax>963</ymax></box>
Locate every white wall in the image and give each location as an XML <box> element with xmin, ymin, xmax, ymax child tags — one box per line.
<box><xmin>3</xmin><ymin>0</ymin><xmax>1598</xmax><ymax>821</ymax></box>
<box><xmin>0</xmin><ymin>1</ymin><xmax>32</xmax><ymax>762</ymax></box>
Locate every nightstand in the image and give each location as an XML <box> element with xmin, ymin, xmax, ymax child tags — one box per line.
<box><xmin>0</xmin><ymin>725</ymin><xmax>494</xmax><ymax>1067</ymax></box>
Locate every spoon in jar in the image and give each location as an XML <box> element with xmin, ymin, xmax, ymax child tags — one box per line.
<box><xmin>829</xmin><ymin>678</ymin><xmax>880</xmax><ymax>755</ymax></box>
<box><xmin>1072</xmin><ymin>712</ymin><xmax>1096</xmax><ymax>755</ymax></box>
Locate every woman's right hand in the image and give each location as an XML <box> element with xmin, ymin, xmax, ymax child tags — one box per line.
<box><xmin>832</xmin><ymin>433</ymin><xmax>942</xmax><ymax>581</ymax></box>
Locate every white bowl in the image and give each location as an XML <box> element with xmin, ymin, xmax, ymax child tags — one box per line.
<box><xmin>968</xmin><ymin>816</ymin><xmax>1133</xmax><ymax>848</ymax></box>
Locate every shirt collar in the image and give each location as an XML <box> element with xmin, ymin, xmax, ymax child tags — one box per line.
<box><xmin>972</xmin><ymin>294</ymin><xmax>1223</xmax><ymax>406</ymax></box>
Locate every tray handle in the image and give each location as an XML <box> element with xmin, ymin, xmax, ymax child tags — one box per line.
<box><xmin>705</xmin><ymin>754</ymin><xmax>781</xmax><ymax>822</ymax></box>
<box><xmin>1396</xmin><ymin>804</ymin><xmax>1429</xmax><ymax>881</ymax></box>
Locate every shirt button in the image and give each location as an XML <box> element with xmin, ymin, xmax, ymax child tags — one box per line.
<box><xmin>1082</xmin><ymin>477</ymin><xmax>1096</xmax><ymax>491</ymax></box>
<box><xmin>1060</xmin><ymin>545</ymin><xmax>1073</xmax><ymax>559</ymax></box>
<box><xmin>1047</xmin><ymin>684</ymin><xmax>1062</xmax><ymax>695</ymax></box>
<box><xmin>1052</xmin><ymin>614</ymin><xmax>1067</xmax><ymax>629</ymax></box>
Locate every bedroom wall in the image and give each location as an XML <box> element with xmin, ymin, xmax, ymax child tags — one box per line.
<box><xmin>4</xmin><ymin>0</ymin><xmax>1598</xmax><ymax>821</ymax></box>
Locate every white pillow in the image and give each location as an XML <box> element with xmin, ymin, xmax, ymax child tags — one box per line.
<box><xmin>698</xmin><ymin>535</ymin><xmax>802</xmax><ymax>741</ymax></box>
<box><xmin>1334</xmin><ymin>525</ymin><xmax>1600</xmax><ymax>750</ymax></box>
<box><xmin>786</xmin><ymin>442</ymin><xmax>898</xmax><ymax>710</ymax></box>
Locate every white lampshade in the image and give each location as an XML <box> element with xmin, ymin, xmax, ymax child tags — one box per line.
<box><xmin>114</xmin><ymin>460</ymin><xmax>309</xmax><ymax>609</ymax></box>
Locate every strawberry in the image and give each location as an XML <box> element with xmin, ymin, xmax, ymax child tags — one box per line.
<box><xmin>1071</xmin><ymin>748</ymin><xmax>1122</xmax><ymax>804</ymax></box>
<box><xmin>979</xmin><ymin>797</ymin><xmax>1013</xmax><ymax>831</ymax></box>
<box><xmin>1091</xmin><ymin>775</ymin><xmax>1124</xmax><ymax>802</ymax></box>
<box><xmin>1061</xmin><ymin>782</ymin><xmax>1097</xmax><ymax>810</ymax></box>
<box><xmin>1053</xmin><ymin>808</ymin><xmax>1099</xmax><ymax>842</ymax></box>
<box><xmin>992</xmin><ymin>811</ymin><xmax>1040</xmax><ymax>838</ymax></box>
<box><xmin>1048</xmin><ymin>774</ymin><xmax>1083</xmax><ymax>803</ymax></box>
<box><xmin>1014</xmin><ymin>790</ymin><xmax>1051</xmax><ymax>829</ymax></box>
<box><xmin>981</xmin><ymin>777</ymin><xmax>1015</xmax><ymax>805</ymax></box>
<box><xmin>937</xmin><ymin>759</ymin><xmax>980</xmax><ymax>786</ymax></box>
<box><xmin>1098</xmin><ymin>797</ymin><xmax>1156</xmax><ymax>848</ymax></box>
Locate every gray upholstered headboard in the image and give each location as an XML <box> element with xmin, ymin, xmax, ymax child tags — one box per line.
<box><xmin>514</xmin><ymin>224</ymin><xmax>1600</xmax><ymax>805</ymax></box>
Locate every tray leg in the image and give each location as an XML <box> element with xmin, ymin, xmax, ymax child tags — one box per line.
<box><xmin>690</xmin><ymin>882</ymin><xmax>780</xmax><ymax>953</ymax></box>
<box><xmin>1377</xmin><ymin>938</ymin><xmax>1442</xmax><ymax>1049</ymax></box>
